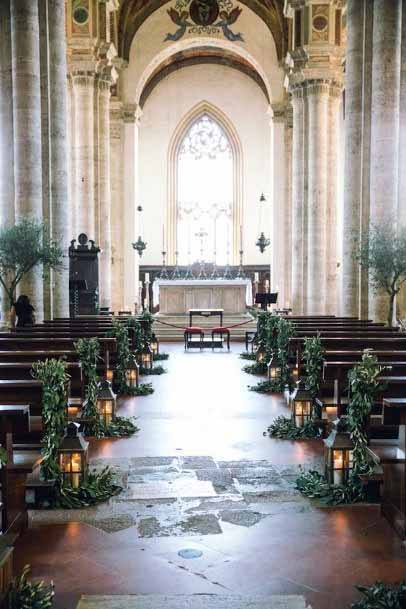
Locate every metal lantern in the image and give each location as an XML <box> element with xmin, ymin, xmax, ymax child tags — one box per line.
<box><xmin>267</xmin><ymin>357</ymin><xmax>281</xmax><ymax>382</ymax></box>
<box><xmin>256</xmin><ymin>343</ymin><xmax>267</xmax><ymax>363</ymax></box>
<box><xmin>324</xmin><ymin>418</ymin><xmax>354</xmax><ymax>486</ymax></box>
<box><xmin>105</xmin><ymin>368</ymin><xmax>114</xmax><ymax>383</ymax></box>
<box><xmin>58</xmin><ymin>422</ymin><xmax>89</xmax><ymax>488</ymax></box>
<box><xmin>150</xmin><ymin>333</ymin><xmax>159</xmax><ymax>356</ymax></box>
<box><xmin>256</xmin><ymin>193</ymin><xmax>271</xmax><ymax>254</ymax></box>
<box><xmin>291</xmin><ymin>379</ymin><xmax>313</xmax><ymax>427</ymax></box>
<box><xmin>137</xmin><ymin>342</ymin><xmax>153</xmax><ymax>370</ymax></box>
<box><xmin>132</xmin><ymin>205</ymin><xmax>147</xmax><ymax>257</ymax></box>
<box><xmin>96</xmin><ymin>379</ymin><xmax>117</xmax><ymax>426</ymax></box>
<box><xmin>126</xmin><ymin>358</ymin><xmax>139</xmax><ymax>388</ymax></box>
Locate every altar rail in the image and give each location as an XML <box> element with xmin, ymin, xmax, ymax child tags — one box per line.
<box><xmin>139</xmin><ymin>264</ymin><xmax>270</xmax><ymax>312</ymax></box>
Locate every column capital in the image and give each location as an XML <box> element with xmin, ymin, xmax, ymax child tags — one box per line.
<box><xmin>269</xmin><ymin>101</ymin><xmax>292</xmax><ymax>124</ymax></box>
<box><xmin>70</xmin><ymin>71</ymin><xmax>96</xmax><ymax>88</ymax></box>
<box><xmin>122</xmin><ymin>103</ymin><xmax>142</xmax><ymax>124</ymax></box>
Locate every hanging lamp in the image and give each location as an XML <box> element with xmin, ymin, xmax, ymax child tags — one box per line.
<box><xmin>256</xmin><ymin>193</ymin><xmax>270</xmax><ymax>254</ymax></box>
<box><xmin>132</xmin><ymin>205</ymin><xmax>147</xmax><ymax>257</ymax></box>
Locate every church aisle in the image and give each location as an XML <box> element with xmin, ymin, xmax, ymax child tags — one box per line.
<box><xmin>14</xmin><ymin>344</ymin><xmax>406</xmax><ymax>609</ymax></box>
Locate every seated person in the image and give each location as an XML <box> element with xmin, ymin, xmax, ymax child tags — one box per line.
<box><xmin>12</xmin><ymin>295</ymin><xmax>35</xmax><ymax>327</ymax></box>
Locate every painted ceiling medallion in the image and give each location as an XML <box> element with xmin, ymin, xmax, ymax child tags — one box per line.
<box><xmin>165</xmin><ymin>0</ymin><xmax>244</xmax><ymax>42</ymax></box>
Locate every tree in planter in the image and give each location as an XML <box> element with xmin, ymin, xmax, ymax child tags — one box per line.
<box><xmin>31</xmin><ymin>358</ymin><xmax>69</xmax><ymax>481</ymax></box>
<box><xmin>356</xmin><ymin>221</ymin><xmax>406</xmax><ymax>326</ymax></box>
<box><xmin>0</xmin><ymin>219</ymin><xmax>62</xmax><ymax>316</ymax></box>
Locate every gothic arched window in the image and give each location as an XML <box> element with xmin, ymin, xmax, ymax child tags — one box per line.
<box><xmin>176</xmin><ymin>114</ymin><xmax>233</xmax><ymax>266</ymax></box>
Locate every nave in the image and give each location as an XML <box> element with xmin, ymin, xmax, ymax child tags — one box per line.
<box><xmin>11</xmin><ymin>343</ymin><xmax>405</xmax><ymax>609</ymax></box>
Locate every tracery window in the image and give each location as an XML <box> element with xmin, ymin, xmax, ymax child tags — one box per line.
<box><xmin>177</xmin><ymin>114</ymin><xmax>233</xmax><ymax>266</ymax></box>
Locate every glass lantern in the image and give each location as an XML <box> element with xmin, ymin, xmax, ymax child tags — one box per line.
<box><xmin>150</xmin><ymin>333</ymin><xmax>159</xmax><ymax>356</ymax></box>
<box><xmin>256</xmin><ymin>343</ymin><xmax>267</xmax><ymax>364</ymax></box>
<box><xmin>137</xmin><ymin>342</ymin><xmax>153</xmax><ymax>370</ymax></box>
<box><xmin>291</xmin><ymin>379</ymin><xmax>313</xmax><ymax>427</ymax></box>
<box><xmin>290</xmin><ymin>363</ymin><xmax>300</xmax><ymax>384</ymax></box>
<box><xmin>324</xmin><ymin>418</ymin><xmax>354</xmax><ymax>486</ymax></box>
<box><xmin>105</xmin><ymin>368</ymin><xmax>114</xmax><ymax>383</ymax></box>
<box><xmin>126</xmin><ymin>358</ymin><xmax>139</xmax><ymax>388</ymax></box>
<box><xmin>267</xmin><ymin>357</ymin><xmax>281</xmax><ymax>382</ymax></box>
<box><xmin>58</xmin><ymin>422</ymin><xmax>89</xmax><ymax>488</ymax></box>
<box><xmin>96</xmin><ymin>379</ymin><xmax>116</xmax><ymax>426</ymax></box>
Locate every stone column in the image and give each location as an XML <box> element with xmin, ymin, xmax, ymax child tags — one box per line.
<box><xmin>67</xmin><ymin>76</ymin><xmax>77</xmax><ymax>239</ymax></box>
<box><xmin>307</xmin><ymin>81</ymin><xmax>329</xmax><ymax>315</ymax></box>
<box><xmin>397</xmin><ymin>2</ymin><xmax>406</xmax><ymax>317</ymax></box>
<box><xmin>341</xmin><ymin>0</ymin><xmax>365</xmax><ymax>317</ymax></box>
<box><xmin>284</xmin><ymin>110</ymin><xmax>293</xmax><ymax>310</ymax></box>
<box><xmin>290</xmin><ymin>86</ymin><xmax>305</xmax><ymax>314</ymax></box>
<box><xmin>47</xmin><ymin>0</ymin><xmax>70</xmax><ymax>317</ymax></box>
<box><xmin>110</xmin><ymin>100</ymin><xmax>124</xmax><ymax>313</ymax></box>
<box><xmin>0</xmin><ymin>0</ymin><xmax>15</xmax><ymax>319</ymax></box>
<box><xmin>10</xmin><ymin>0</ymin><xmax>44</xmax><ymax>317</ymax></box>
<box><xmin>325</xmin><ymin>85</ymin><xmax>342</xmax><ymax>314</ymax></box>
<box><xmin>71</xmin><ymin>72</ymin><xmax>96</xmax><ymax>239</ymax></box>
<box><xmin>370</xmin><ymin>0</ymin><xmax>402</xmax><ymax>321</ymax></box>
<box><xmin>97</xmin><ymin>73</ymin><xmax>112</xmax><ymax>310</ymax></box>
<box><xmin>122</xmin><ymin>104</ymin><xmax>141</xmax><ymax>311</ymax></box>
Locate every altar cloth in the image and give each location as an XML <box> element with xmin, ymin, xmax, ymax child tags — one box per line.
<box><xmin>152</xmin><ymin>279</ymin><xmax>253</xmax><ymax>314</ymax></box>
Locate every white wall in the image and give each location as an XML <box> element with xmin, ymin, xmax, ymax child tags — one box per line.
<box><xmin>138</xmin><ymin>63</ymin><xmax>272</xmax><ymax>266</ymax></box>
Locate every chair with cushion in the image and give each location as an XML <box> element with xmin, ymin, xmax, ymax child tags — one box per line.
<box><xmin>211</xmin><ymin>327</ymin><xmax>230</xmax><ymax>351</ymax></box>
<box><xmin>184</xmin><ymin>327</ymin><xmax>204</xmax><ymax>350</ymax></box>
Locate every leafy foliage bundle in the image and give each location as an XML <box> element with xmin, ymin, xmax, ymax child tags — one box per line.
<box><xmin>140</xmin><ymin>364</ymin><xmax>166</xmax><ymax>375</ymax></box>
<box><xmin>351</xmin><ymin>581</ymin><xmax>406</xmax><ymax>609</ymax></box>
<box><xmin>54</xmin><ymin>466</ymin><xmax>122</xmax><ymax>509</ymax></box>
<box><xmin>0</xmin><ymin>446</ymin><xmax>7</xmax><ymax>466</ymax></box>
<box><xmin>356</xmin><ymin>221</ymin><xmax>406</xmax><ymax>326</ymax></box>
<box><xmin>0</xmin><ymin>218</ymin><xmax>62</xmax><ymax>308</ymax></box>
<box><xmin>74</xmin><ymin>337</ymin><xmax>103</xmax><ymax>436</ymax></box>
<box><xmin>295</xmin><ymin>469</ymin><xmax>365</xmax><ymax>505</ymax></box>
<box><xmin>9</xmin><ymin>564</ymin><xmax>54</xmax><ymax>609</ymax></box>
<box><xmin>31</xmin><ymin>359</ymin><xmax>69</xmax><ymax>481</ymax></box>
<box><xmin>276</xmin><ymin>317</ymin><xmax>295</xmax><ymax>389</ymax></box>
<box><xmin>303</xmin><ymin>334</ymin><xmax>324</xmax><ymax>401</ymax></box>
<box><xmin>266</xmin><ymin>415</ymin><xmax>321</xmax><ymax>440</ymax></box>
<box><xmin>347</xmin><ymin>351</ymin><xmax>386</xmax><ymax>476</ymax></box>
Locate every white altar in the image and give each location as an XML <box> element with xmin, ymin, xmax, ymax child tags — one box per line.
<box><xmin>153</xmin><ymin>279</ymin><xmax>253</xmax><ymax>315</ymax></box>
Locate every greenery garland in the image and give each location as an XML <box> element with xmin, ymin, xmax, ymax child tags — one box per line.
<box><xmin>108</xmin><ymin>319</ymin><xmax>131</xmax><ymax>393</ymax></box>
<box><xmin>347</xmin><ymin>351</ymin><xmax>386</xmax><ymax>476</ymax></box>
<box><xmin>31</xmin><ymin>359</ymin><xmax>69</xmax><ymax>481</ymax></box>
<box><xmin>140</xmin><ymin>364</ymin><xmax>166</xmax><ymax>375</ymax></box>
<box><xmin>242</xmin><ymin>361</ymin><xmax>268</xmax><ymax>375</ymax></box>
<box><xmin>240</xmin><ymin>352</ymin><xmax>257</xmax><ymax>361</ymax></box>
<box><xmin>9</xmin><ymin>565</ymin><xmax>54</xmax><ymax>609</ymax></box>
<box><xmin>249</xmin><ymin>379</ymin><xmax>279</xmax><ymax>393</ymax></box>
<box><xmin>276</xmin><ymin>317</ymin><xmax>295</xmax><ymax>389</ymax></box>
<box><xmin>54</xmin><ymin>466</ymin><xmax>122</xmax><ymax>509</ymax></box>
<box><xmin>352</xmin><ymin>581</ymin><xmax>406</xmax><ymax>609</ymax></box>
<box><xmin>303</xmin><ymin>334</ymin><xmax>324</xmax><ymax>401</ymax></box>
<box><xmin>0</xmin><ymin>446</ymin><xmax>7</xmax><ymax>466</ymax></box>
<box><xmin>266</xmin><ymin>415</ymin><xmax>321</xmax><ymax>440</ymax></box>
<box><xmin>295</xmin><ymin>469</ymin><xmax>364</xmax><ymax>505</ymax></box>
<box><xmin>154</xmin><ymin>352</ymin><xmax>169</xmax><ymax>361</ymax></box>
<box><xmin>74</xmin><ymin>337</ymin><xmax>104</xmax><ymax>437</ymax></box>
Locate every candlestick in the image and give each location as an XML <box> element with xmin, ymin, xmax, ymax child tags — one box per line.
<box><xmin>162</xmin><ymin>225</ymin><xmax>165</xmax><ymax>251</ymax></box>
<box><xmin>240</xmin><ymin>224</ymin><xmax>243</xmax><ymax>250</ymax></box>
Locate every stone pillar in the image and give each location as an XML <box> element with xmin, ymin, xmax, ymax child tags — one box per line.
<box><xmin>47</xmin><ymin>0</ymin><xmax>70</xmax><ymax>317</ymax></box>
<box><xmin>290</xmin><ymin>86</ymin><xmax>305</xmax><ymax>314</ymax></box>
<box><xmin>284</xmin><ymin>111</ymin><xmax>293</xmax><ymax>310</ymax></box>
<box><xmin>71</xmin><ymin>72</ymin><xmax>95</xmax><ymax>239</ymax></box>
<box><xmin>307</xmin><ymin>81</ymin><xmax>329</xmax><ymax>315</ymax></box>
<box><xmin>341</xmin><ymin>0</ymin><xmax>365</xmax><ymax>317</ymax></box>
<box><xmin>325</xmin><ymin>85</ymin><xmax>342</xmax><ymax>314</ymax></box>
<box><xmin>97</xmin><ymin>74</ymin><xmax>112</xmax><ymax>309</ymax></box>
<box><xmin>10</xmin><ymin>0</ymin><xmax>44</xmax><ymax>317</ymax></box>
<box><xmin>67</xmin><ymin>76</ymin><xmax>77</xmax><ymax>239</ymax></box>
<box><xmin>271</xmin><ymin>103</ymin><xmax>290</xmax><ymax>309</ymax></box>
<box><xmin>397</xmin><ymin>2</ymin><xmax>406</xmax><ymax>317</ymax></box>
<box><xmin>0</xmin><ymin>0</ymin><xmax>15</xmax><ymax>318</ymax></box>
<box><xmin>370</xmin><ymin>0</ymin><xmax>402</xmax><ymax>321</ymax></box>
<box><xmin>110</xmin><ymin>100</ymin><xmax>124</xmax><ymax>313</ymax></box>
<box><xmin>122</xmin><ymin>104</ymin><xmax>141</xmax><ymax>311</ymax></box>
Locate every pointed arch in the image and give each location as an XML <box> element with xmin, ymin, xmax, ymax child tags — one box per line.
<box><xmin>167</xmin><ymin>101</ymin><xmax>243</xmax><ymax>264</ymax></box>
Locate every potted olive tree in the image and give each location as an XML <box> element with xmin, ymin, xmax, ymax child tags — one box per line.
<box><xmin>0</xmin><ymin>219</ymin><xmax>63</xmax><ymax>327</ymax></box>
<box><xmin>357</xmin><ymin>222</ymin><xmax>406</xmax><ymax>327</ymax></box>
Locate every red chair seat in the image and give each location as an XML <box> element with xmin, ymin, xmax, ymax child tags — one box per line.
<box><xmin>211</xmin><ymin>327</ymin><xmax>230</xmax><ymax>333</ymax></box>
<box><xmin>185</xmin><ymin>326</ymin><xmax>204</xmax><ymax>333</ymax></box>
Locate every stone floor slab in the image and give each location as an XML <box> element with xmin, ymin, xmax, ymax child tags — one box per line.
<box><xmin>76</xmin><ymin>595</ymin><xmax>311</xmax><ymax>609</ymax></box>
<box><xmin>126</xmin><ymin>480</ymin><xmax>217</xmax><ymax>500</ymax></box>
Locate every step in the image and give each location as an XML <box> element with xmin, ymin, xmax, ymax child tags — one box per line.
<box><xmin>76</xmin><ymin>595</ymin><xmax>311</xmax><ymax>609</ymax></box>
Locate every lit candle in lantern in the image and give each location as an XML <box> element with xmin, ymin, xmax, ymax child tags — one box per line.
<box><xmin>333</xmin><ymin>450</ymin><xmax>344</xmax><ymax>486</ymax></box>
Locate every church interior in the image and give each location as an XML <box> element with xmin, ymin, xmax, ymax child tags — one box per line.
<box><xmin>0</xmin><ymin>1</ymin><xmax>406</xmax><ymax>608</ymax></box>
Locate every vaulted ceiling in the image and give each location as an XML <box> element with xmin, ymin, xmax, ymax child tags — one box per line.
<box><xmin>118</xmin><ymin>0</ymin><xmax>287</xmax><ymax>62</ymax></box>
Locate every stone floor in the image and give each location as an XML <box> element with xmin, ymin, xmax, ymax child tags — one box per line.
<box><xmin>14</xmin><ymin>344</ymin><xmax>406</xmax><ymax>609</ymax></box>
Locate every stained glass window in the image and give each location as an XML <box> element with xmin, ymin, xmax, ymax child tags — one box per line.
<box><xmin>177</xmin><ymin>114</ymin><xmax>233</xmax><ymax>266</ymax></box>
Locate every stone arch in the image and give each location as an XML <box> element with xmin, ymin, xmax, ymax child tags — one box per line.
<box><xmin>167</xmin><ymin>100</ymin><xmax>243</xmax><ymax>264</ymax></box>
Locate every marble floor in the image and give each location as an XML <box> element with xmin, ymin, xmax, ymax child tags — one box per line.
<box><xmin>14</xmin><ymin>344</ymin><xmax>406</xmax><ymax>609</ymax></box>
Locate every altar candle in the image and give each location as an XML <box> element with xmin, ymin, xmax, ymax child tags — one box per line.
<box><xmin>254</xmin><ymin>272</ymin><xmax>259</xmax><ymax>283</ymax></box>
<box><xmin>240</xmin><ymin>225</ymin><xmax>243</xmax><ymax>250</ymax></box>
<box><xmin>145</xmin><ymin>273</ymin><xmax>150</xmax><ymax>283</ymax></box>
<box><xmin>162</xmin><ymin>225</ymin><xmax>165</xmax><ymax>251</ymax></box>
<box><xmin>265</xmin><ymin>279</ymin><xmax>270</xmax><ymax>291</ymax></box>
